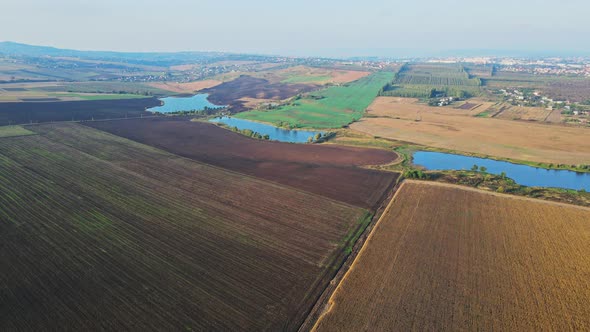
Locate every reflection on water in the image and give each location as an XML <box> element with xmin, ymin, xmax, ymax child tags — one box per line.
<box><xmin>209</xmin><ymin>116</ymin><xmax>324</xmax><ymax>143</ymax></box>
<box><xmin>414</xmin><ymin>151</ymin><xmax>590</xmax><ymax>191</ymax></box>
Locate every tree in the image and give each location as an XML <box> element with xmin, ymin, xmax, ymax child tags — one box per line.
<box><xmin>471</xmin><ymin>164</ymin><xmax>479</xmax><ymax>172</ymax></box>
<box><xmin>479</xmin><ymin>166</ymin><xmax>487</xmax><ymax>172</ymax></box>
<box><xmin>500</xmin><ymin>171</ymin><xmax>507</xmax><ymax>179</ymax></box>
<box><xmin>314</xmin><ymin>133</ymin><xmax>322</xmax><ymax>141</ymax></box>
<box><xmin>404</xmin><ymin>169</ymin><xmax>427</xmax><ymax>179</ymax></box>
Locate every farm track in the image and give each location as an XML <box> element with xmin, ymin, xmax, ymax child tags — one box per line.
<box><xmin>0</xmin><ymin>123</ymin><xmax>369</xmax><ymax>331</ymax></box>
<box><xmin>299</xmin><ymin>177</ymin><xmax>403</xmax><ymax>332</ymax></box>
<box><xmin>85</xmin><ymin>118</ymin><xmax>400</xmax><ymax>209</ymax></box>
<box><xmin>313</xmin><ymin>181</ymin><xmax>590</xmax><ymax>331</ymax></box>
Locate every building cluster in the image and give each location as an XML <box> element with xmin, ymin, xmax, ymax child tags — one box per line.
<box><xmin>436</xmin><ymin>97</ymin><xmax>455</xmax><ymax>106</ymax></box>
<box><xmin>499</xmin><ymin>65</ymin><xmax>590</xmax><ymax>77</ymax></box>
<box><xmin>499</xmin><ymin>89</ymin><xmax>566</xmax><ymax>109</ymax></box>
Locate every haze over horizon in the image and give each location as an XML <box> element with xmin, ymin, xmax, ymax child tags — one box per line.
<box><xmin>2</xmin><ymin>0</ymin><xmax>590</xmax><ymax>58</ymax></box>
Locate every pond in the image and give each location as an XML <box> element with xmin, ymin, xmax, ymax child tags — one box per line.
<box><xmin>209</xmin><ymin>116</ymin><xmax>324</xmax><ymax>143</ymax></box>
<box><xmin>147</xmin><ymin>94</ymin><xmax>225</xmax><ymax>113</ymax></box>
<box><xmin>413</xmin><ymin>151</ymin><xmax>590</xmax><ymax>191</ymax></box>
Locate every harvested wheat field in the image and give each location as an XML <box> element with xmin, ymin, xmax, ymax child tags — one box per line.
<box><xmin>367</xmin><ymin>97</ymin><xmax>488</xmax><ymax>117</ymax></box>
<box><xmin>262</xmin><ymin>65</ymin><xmax>371</xmax><ymax>85</ymax></box>
<box><xmin>494</xmin><ymin>104</ymin><xmax>552</xmax><ymax>121</ymax></box>
<box><xmin>314</xmin><ymin>181</ymin><xmax>590</xmax><ymax>331</ymax></box>
<box><xmin>147</xmin><ymin>80</ymin><xmax>222</xmax><ymax>93</ymax></box>
<box><xmin>355</xmin><ymin>96</ymin><xmax>590</xmax><ymax>164</ymax></box>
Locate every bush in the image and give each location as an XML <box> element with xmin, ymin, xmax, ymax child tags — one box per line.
<box><xmin>404</xmin><ymin>169</ymin><xmax>428</xmax><ymax>179</ymax></box>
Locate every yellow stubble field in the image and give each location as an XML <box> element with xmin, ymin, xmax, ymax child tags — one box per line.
<box><xmin>353</xmin><ymin>97</ymin><xmax>590</xmax><ymax>164</ymax></box>
<box><xmin>314</xmin><ymin>181</ymin><xmax>590</xmax><ymax>331</ymax></box>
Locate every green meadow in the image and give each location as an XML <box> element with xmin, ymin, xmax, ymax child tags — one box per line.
<box><xmin>237</xmin><ymin>71</ymin><xmax>394</xmax><ymax>129</ymax></box>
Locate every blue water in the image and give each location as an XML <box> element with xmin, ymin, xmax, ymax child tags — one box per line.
<box><xmin>209</xmin><ymin>116</ymin><xmax>324</xmax><ymax>143</ymax></box>
<box><xmin>147</xmin><ymin>94</ymin><xmax>226</xmax><ymax>113</ymax></box>
<box><xmin>413</xmin><ymin>151</ymin><xmax>590</xmax><ymax>191</ymax></box>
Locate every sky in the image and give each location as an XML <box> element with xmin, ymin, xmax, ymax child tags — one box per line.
<box><xmin>2</xmin><ymin>0</ymin><xmax>589</xmax><ymax>57</ymax></box>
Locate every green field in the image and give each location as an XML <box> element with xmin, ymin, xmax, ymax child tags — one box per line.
<box><xmin>0</xmin><ymin>125</ymin><xmax>36</xmax><ymax>138</ymax></box>
<box><xmin>50</xmin><ymin>82</ymin><xmax>170</xmax><ymax>96</ymax></box>
<box><xmin>281</xmin><ymin>75</ymin><xmax>332</xmax><ymax>84</ymax></box>
<box><xmin>49</xmin><ymin>92</ymin><xmax>149</xmax><ymax>100</ymax></box>
<box><xmin>236</xmin><ymin>71</ymin><xmax>394</xmax><ymax>128</ymax></box>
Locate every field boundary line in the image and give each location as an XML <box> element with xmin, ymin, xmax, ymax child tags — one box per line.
<box><xmin>408</xmin><ymin>179</ymin><xmax>590</xmax><ymax>211</ymax></box>
<box><xmin>0</xmin><ymin>133</ymin><xmax>39</xmax><ymax>139</ymax></box>
<box><xmin>308</xmin><ymin>181</ymin><xmax>409</xmax><ymax>332</ymax></box>
<box><xmin>58</xmin><ymin>122</ymin><xmax>369</xmax><ymax>210</ymax></box>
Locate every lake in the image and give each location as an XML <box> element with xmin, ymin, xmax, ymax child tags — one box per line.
<box><xmin>413</xmin><ymin>151</ymin><xmax>590</xmax><ymax>191</ymax></box>
<box><xmin>209</xmin><ymin>116</ymin><xmax>324</xmax><ymax>143</ymax></box>
<box><xmin>147</xmin><ymin>94</ymin><xmax>225</xmax><ymax>113</ymax></box>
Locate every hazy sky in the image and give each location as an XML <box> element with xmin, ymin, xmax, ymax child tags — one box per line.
<box><xmin>2</xmin><ymin>0</ymin><xmax>589</xmax><ymax>57</ymax></box>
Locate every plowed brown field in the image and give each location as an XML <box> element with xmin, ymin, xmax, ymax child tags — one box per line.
<box><xmin>85</xmin><ymin>118</ymin><xmax>399</xmax><ymax>209</ymax></box>
<box><xmin>201</xmin><ymin>75</ymin><xmax>319</xmax><ymax>112</ymax></box>
<box><xmin>314</xmin><ymin>181</ymin><xmax>590</xmax><ymax>331</ymax></box>
<box><xmin>0</xmin><ymin>123</ymin><xmax>370</xmax><ymax>331</ymax></box>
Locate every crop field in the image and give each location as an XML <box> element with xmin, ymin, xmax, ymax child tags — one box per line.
<box><xmin>271</xmin><ymin>66</ymin><xmax>371</xmax><ymax>84</ymax></box>
<box><xmin>493</xmin><ymin>103</ymin><xmax>553</xmax><ymax>121</ymax></box>
<box><xmin>395</xmin><ymin>64</ymin><xmax>481</xmax><ymax>86</ymax></box>
<box><xmin>381</xmin><ymin>64</ymin><xmax>482</xmax><ymax>99</ymax></box>
<box><xmin>483</xmin><ymin>72</ymin><xmax>590</xmax><ymax>103</ymax></box>
<box><xmin>0</xmin><ymin>83</ymin><xmax>148</xmax><ymax>102</ymax></box>
<box><xmin>0</xmin><ymin>97</ymin><xmax>160</xmax><ymax>125</ymax></box>
<box><xmin>367</xmin><ymin>97</ymin><xmax>488</xmax><ymax>118</ymax></box>
<box><xmin>85</xmin><ymin>118</ymin><xmax>399</xmax><ymax>209</ymax></box>
<box><xmin>201</xmin><ymin>75</ymin><xmax>319</xmax><ymax>112</ymax></box>
<box><xmin>64</xmin><ymin>82</ymin><xmax>171</xmax><ymax>96</ymax></box>
<box><xmin>0</xmin><ymin>125</ymin><xmax>36</xmax><ymax>137</ymax></box>
<box><xmin>147</xmin><ymin>80</ymin><xmax>222</xmax><ymax>93</ymax></box>
<box><xmin>314</xmin><ymin>181</ymin><xmax>590</xmax><ymax>331</ymax></box>
<box><xmin>236</xmin><ymin>71</ymin><xmax>395</xmax><ymax>128</ymax></box>
<box><xmin>354</xmin><ymin>96</ymin><xmax>590</xmax><ymax>164</ymax></box>
<box><xmin>464</xmin><ymin>63</ymin><xmax>494</xmax><ymax>78</ymax></box>
<box><xmin>0</xmin><ymin>123</ymin><xmax>372</xmax><ymax>331</ymax></box>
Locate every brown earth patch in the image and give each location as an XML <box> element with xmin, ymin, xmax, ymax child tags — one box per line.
<box><xmin>201</xmin><ymin>75</ymin><xmax>319</xmax><ymax>112</ymax></box>
<box><xmin>0</xmin><ymin>98</ymin><xmax>159</xmax><ymax>126</ymax></box>
<box><xmin>330</xmin><ymin>70</ymin><xmax>371</xmax><ymax>83</ymax></box>
<box><xmin>0</xmin><ymin>123</ymin><xmax>368</xmax><ymax>331</ymax></box>
<box><xmin>85</xmin><ymin>118</ymin><xmax>399</xmax><ymax>209</ymax></box>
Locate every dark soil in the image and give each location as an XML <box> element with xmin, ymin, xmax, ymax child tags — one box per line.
<box><xmin>0</xmin><ymin>97</ymin><xmax>160</xmax><ymax>125</ymax></box>
<box><xmin>85</xmin><ymin>117</ymin><xmax>399</xmax><ymax>209</ymax></box>
<box><xmin>458</xmin><ymin>102</ymin><xmax>478</xmax><ymax>110</ymax></box>
<box><xmin>202</xmin><ymin>75</ymin><xmax>318</xmax><ymax>112</ymax></box>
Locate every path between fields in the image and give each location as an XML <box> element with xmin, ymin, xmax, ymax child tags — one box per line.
<box><xmin>310</xmin><ymin>181</ymin><xmax>409</xmax><ymax>331</ymax></box>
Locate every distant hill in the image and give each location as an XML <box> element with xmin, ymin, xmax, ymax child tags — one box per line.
<box><xmin>0</xmin><ymin>42</ymin><xmax>270</xmax><ymax>66</ymax></box>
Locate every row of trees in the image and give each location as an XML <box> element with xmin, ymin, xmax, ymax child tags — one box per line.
<box><xmin>228</xmin><ymin>126</ymin><xmax>270</xmax><ymax>140</ymax></box>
